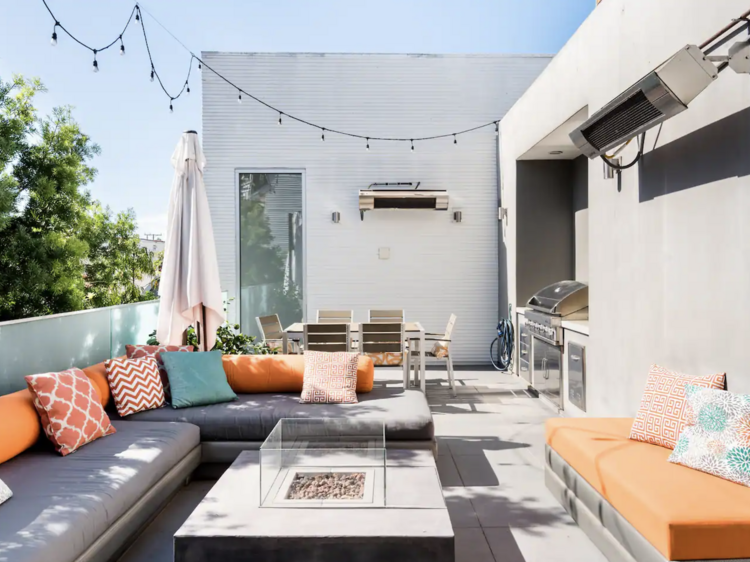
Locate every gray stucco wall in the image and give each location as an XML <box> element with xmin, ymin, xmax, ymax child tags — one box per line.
<box><xmin>500</xmin><ymin>0</ymin><xmax>750</xmax><ymax>416</ymax></box>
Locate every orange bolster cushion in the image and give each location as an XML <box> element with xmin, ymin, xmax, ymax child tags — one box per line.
<box><xmin>82</xmin><ymin>360</ymin><xmax>113</xmax><ymax>408</ymax></box>
<box><xmin>223</xmin><ymin>354</ymin><xmax>375</xmax><ymax>394</ymax></box>
<box><xmin>0</xmin><ymin>390</ymin><xmax>42</xmax><ymax>465</ymax></box>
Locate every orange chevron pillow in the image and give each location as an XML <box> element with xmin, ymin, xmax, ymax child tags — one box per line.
<box><xmin>106</xmin><ymin>357</ymin><xmax>166</xmax><ymax>417</ymax></box>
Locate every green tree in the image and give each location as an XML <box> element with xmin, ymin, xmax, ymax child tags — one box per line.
<box><xmin>83</xmin><ymin>205</ymin><xmax>155</xmax><ymax>308</ymax></box>
<box><xmin>0</xmin><ymin>75</ymin><xmax>153</xmax><ymax>321</ymax></box>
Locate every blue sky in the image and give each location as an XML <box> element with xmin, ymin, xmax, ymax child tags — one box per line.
<box><xmin>0</xmin><ymin>0</ymin><xmax>593</xmax><ymax>236</ymax></box>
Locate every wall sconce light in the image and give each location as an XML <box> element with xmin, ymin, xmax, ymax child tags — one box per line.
<box><xmin>331</xmin><ymin>211</ymin><xmax>341</xmax><ymax>223</ymax></box>
<box><xmin>603</xmin><ymin>158</ymin><xmax>620</xmax><ymax>180</ymax></box>
<box><xmin>453</xmin><ymin>210</ymin><xmax>463</xmax><ymax>223</ymax></box>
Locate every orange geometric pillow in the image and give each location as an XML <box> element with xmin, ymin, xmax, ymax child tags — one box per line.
<box><xmin>126</xmin><ymin>344</ymin><xmax>193</xmax><ymax>399</ymax></box>
<box><xmin>25</xmin><ymin>368</ymin><xmax>116</xmax><ymax>456</ymax></box>
<box><xmin>629</xmin><ymin>365</ymin><xmax>725</xmax><ymax>449</ymax></box>
<box><xmin>106</xmin><ymin>357</ymin><xmax>165</xmax><ymax>417</ymax></box>
<box><xmin>300</xmin><ymin>350</ymin><xmax>358</xmax><ymax>404</ymax></box>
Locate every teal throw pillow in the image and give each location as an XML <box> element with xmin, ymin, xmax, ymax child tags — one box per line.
<box><xmin>160</xmin><ymin>350</ymin><xmax>237</xmax><ymax>409</ymax></box>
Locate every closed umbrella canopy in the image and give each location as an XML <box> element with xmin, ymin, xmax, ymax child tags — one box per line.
<box><xmin>157</xmin><ymin>131</ymin><xmax>224</xmax><ymax>350</ymax></box>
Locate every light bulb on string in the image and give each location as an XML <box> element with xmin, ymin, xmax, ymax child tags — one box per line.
<box><xmin>135</xmin><ymin>12</ymin><xmax>140</xmax><ymax>23</ymax></box>
<box><xmin>51</xmin><ymin>23</ymin><xmax>58</xmax><ymax>46</ymax></box>
<box><xmin>278</xmin><ymin>112</ymin><xmax>283</xmax><ymax>126</ymax></box>
<box><xmin>186</xmin><ymin>83</ymin><xmax>190</xmax><ymax>96</ymax></box>
<box><xmin>198</xmin><ymin>61</ymin><xmax>202</xmax><ymax>71</ymax></box>
<box><xmin>169</xmin><ymin>100</ymin><xmax>173</xmax><ymax>113</ymax></box>
<box><xmin>119</xmin><ymin>37</ymin><xmax>125</xmax><ymax>56</ymax></box>
<box><xmin>411</xmin><ymin>140</ymin><xmax>415</xmax><ymax>152</ymax></box>
<box><xmin>366</xmin><ymin>138</ymin><xmax>370</xmax><ymax>151</ymax></box>
<box><xmin>321</xmin><ymin>129</ymin><xmax>325</xmax><ymax>142</ymax></box>
<box><xmin>494</xmin><ymin>122</ymin><xmax>499</xmax><ymax>136</ymax></box>
<box><xmin>92</xmin><ymin>51</ymin><xmax>99</xmax><ymax>73</ymax></box>
<box><xmin>453</xmin><ymin>134</ymin><xmax>457</xmax><ymax>145</ymax></box>
<box><xmin>237</xmin><ymin>92</ymin><xmax>242</xmax><ymax>103</ymax></box>
<box><xmin>150</xmin><ymin>68</ymin><xmax>155</xmax><ymax>82</ymax></box>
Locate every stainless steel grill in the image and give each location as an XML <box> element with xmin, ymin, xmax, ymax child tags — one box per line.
<box><xmin>524</xmin><ymin>281</ymin><xmax>588</xmax><ymax>410</ymax></box>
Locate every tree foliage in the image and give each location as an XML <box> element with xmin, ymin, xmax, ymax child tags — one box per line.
<box><xmin>0</xmin><ymin>75</ymin><xmax>153</xmax><ymax>321</ymax></box>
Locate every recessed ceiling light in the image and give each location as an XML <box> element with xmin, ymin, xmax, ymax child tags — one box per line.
<box><xmin>549</xmin><ymin>150</ymin><xmax>564</xmax><ymax>155</ymax></box>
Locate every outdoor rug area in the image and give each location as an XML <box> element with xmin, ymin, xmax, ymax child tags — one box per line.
<box><xmin>118</xmin><ymin>370</ymin><xmax>607</xmax><ymax>562</ymax></box>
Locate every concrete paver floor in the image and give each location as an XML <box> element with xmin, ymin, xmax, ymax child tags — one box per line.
<box><xmin>119</xmin><ymin>369</ymin><xmax>606</xmax><ymax>562</ymax></box>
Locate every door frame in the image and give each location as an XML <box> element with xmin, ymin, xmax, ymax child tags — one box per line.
<box><xmin>234</xmin><ymin>168</ymin><xmax>308</xmax><ymax>330</ymax></box>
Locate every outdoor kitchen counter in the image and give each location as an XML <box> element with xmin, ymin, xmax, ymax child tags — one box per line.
<box><xmin>562</xmin><ymin>320</ymin><xmax>589</xmax><ymax>336</ymax></box>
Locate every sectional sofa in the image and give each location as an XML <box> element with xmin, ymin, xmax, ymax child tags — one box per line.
<box><xmin>545</xmin><ymin>418</ymin><xmax>750</xmax><ymax>562</ymax></box>
<box><xmin>0</xmin><ymin>354</ymin><xmax>435</xmax><ymax>562</ymax></box>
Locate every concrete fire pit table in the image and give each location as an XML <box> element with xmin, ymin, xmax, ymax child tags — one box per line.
<box><xmin>174</xmin><ymin>420</ymin><xmax>453</xmax><ymax>562</ymax></box>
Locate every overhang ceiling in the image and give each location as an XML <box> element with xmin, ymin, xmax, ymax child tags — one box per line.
<box><xmin>517</xmin><ymin>107</ymin><xmax>588</xmax><ymax>160</ymax></box>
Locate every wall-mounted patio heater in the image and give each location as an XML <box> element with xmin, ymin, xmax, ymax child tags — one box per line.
<box><xmin>358</xmin><ymin>182</ymin><xmax>449</xmax><ymax>220</ymax></box>
<box><xmin>570</xmin><ymin>45</ymin><xmax>718</xmax><ymax>159</ymax></box>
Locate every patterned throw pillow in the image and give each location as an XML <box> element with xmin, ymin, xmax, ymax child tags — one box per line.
<box><xmin>629</xmin><ymin>365</ymin><xmax>725</xmax><ymax>449</ymax></box>
<box><xmin>300</xmin><ymin>350</ymin><xmax>359</xmax><ymax>404</ymax></box>
<box><xmin>669</xmin><ymin>385</ymin><xmax>750</xmax><ymax>487</ymax></box>
<box><xmin>431</xmin><ymin>341</ymin><xmax>450</xmax><ymax>358</ymax></box>
<box><xmin>106</xmin><ymin>357</ymin><xmax>165</xmax><ymax>417</ymax></box>
<box><xmin>25</xmin><ymin>368</ymin><xmax>116</xmax><ymax>456</ymax></box>
<box><xmin>364</xmin><ymin>351</ymin><xmax>404</xmax><ymax>366</ymax></box>
<box><xmin>125</xmin><ymin>345</ymin><xmax>193</xmax><ymax>399</ymax></box>
<box><xmin>0</xmin><ymin>478</ymin><xmax>11</xmax><ymax>506</ymax></box>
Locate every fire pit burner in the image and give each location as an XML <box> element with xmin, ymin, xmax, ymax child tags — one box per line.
<box><xmin>287</xmin><ymin>472</ymin><xmax>366</xmax><ymax>500</ymax></box>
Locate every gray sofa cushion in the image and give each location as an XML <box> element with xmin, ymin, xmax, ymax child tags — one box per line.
<box><xmin>0</xmin><ymin>421</ymin><xmax>199</xmax><ymax>562</ymax></box>
<box><xmin>114</xmin><ymin>388</ymin><xmax>434</xmax><ymax>442</ymax></box>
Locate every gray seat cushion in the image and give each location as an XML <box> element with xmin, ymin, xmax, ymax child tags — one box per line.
<box><xmin>115</xmin><ymin>388</ymin><xmax>434</xmax><ymax>442</ymax></box>
<box><xmin>0</xmin><ymin>421</ymin><xmax>199</xmax><ymax>562</ymax></box>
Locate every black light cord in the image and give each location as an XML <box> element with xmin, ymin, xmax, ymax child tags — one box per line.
<box><xmin>40</xmin><ymin>0</ymin><xmax>502</xmax><ymax>144</ymax></box>
<box><xmin>600</xmin><ymin>132</ymin><xmax>646</xmax><ymax>171</ymax></box>
<box><xmin>42</xmin><ymin>0</ymin><xmax>137</xmax><ymax>53</ymax></box>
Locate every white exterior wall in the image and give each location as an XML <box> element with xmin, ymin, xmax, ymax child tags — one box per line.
<box><xmin>500</xmin><ymin>0</ymin><xmax>750</xmax><ymax>414</ymax></box>
<box><xmin>202</xmin><ymin>53</ymin><xmax>550</xmax><ymax>363</ymax></box>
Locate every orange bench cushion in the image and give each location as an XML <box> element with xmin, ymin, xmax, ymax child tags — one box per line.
<box><xmin>0</xmin><ymin>390</ymin><xmax>42</xmax><ymax>465</ymax></box>
<box><xmin>546</xmin><ymin>417</ymin><xmax>750</xmax><ymax>561</ymax></box>
<box><xmin>222</xmin><ymin>354</ymin><xmax>375</xmax><ymax>394</ymax></box>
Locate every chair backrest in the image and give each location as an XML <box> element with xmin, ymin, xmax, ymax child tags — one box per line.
<box><xmin>256</xmin><ymin>314</ymin><xmax>284</xmax><ymax>341</ymax></box>
<box><xmin>359</xmin><ymin>323</ymin><xmax>405</xmax><ymax>362</ymax></box>
<box><xmin>316</xmin><ymin>310</ymin><xmax>354</xmax><ymax>324</ymax></box>
<box><xmin>444</xmin><ymin>314</ymin><xmax>458</xmax><ymax>340</ymax></box>
<box><xmin>303</xmin><ymin>323</ymin><xmax>351</xmax><ymax>352</ymax></box>
<box><xmin>368</xmin><ymin>309</ymin><xmax>405</xmax><ymax>323</ymax></box>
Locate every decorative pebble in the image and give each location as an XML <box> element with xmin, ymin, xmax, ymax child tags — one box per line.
<box><xmin>287</xmin><ymin>472</ymin><xmax>366</xmax><ymax>500</ymax></box>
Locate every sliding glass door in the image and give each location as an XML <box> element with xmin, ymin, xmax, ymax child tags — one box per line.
<box><xmin>238</xmin><ymin>172</ymin><xmax>303</xmax><ymax>337</ymax></box>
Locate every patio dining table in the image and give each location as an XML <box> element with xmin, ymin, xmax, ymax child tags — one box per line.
<box><xmin>284</xmin><ymin>321</ymin><xmax>426</xmax><ymax>392</ymax></box>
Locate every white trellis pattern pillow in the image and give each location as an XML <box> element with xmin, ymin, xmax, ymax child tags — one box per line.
<box><xmin>669</xmin><ymin>385</ymin><xmax>750</xmax><ymax>487</ymax></box>
<box><xmin>0</xmin><ymin>478</ymin><xmax>11</xmax><ymax>505</ymax></box>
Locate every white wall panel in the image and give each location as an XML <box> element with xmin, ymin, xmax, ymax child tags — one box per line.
<box><xmin>203</xmin><ymin>53</ymin><xmax>550</xmax><ymax>363</ymax></box>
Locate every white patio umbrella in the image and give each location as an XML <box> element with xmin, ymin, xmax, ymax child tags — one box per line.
<box><xmin>157</xmin><ymin>130</ymin><xmax>224</xmax><ymax>350</ymax></box>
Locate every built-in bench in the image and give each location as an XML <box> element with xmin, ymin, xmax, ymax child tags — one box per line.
<box><xmin>545</xmin><ymin>417</ymin><xmax>750</xmax><ymax>562</ymax></box>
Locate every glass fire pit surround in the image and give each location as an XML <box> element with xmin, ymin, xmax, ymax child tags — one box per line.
<box><xmin>260</xmin><ymin>418</ymin><xmax>386</xmax><ymax>508</ymax></box>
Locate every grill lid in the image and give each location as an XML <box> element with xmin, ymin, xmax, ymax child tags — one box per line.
<box><xmin>527</xmin><ymin>280</ymin><xmax>588</xmax><ymax>317</ymax></box>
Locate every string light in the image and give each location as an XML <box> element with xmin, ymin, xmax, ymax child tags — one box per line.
<box><xmin>169</xmin><ymin>100</ymin><xmax>173</xmax><ymax>113</ymax></box>
<box><xmin>40</xmin><ymin>0</ymin><xmax>506</xmax><ymax>147</ymax></box>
